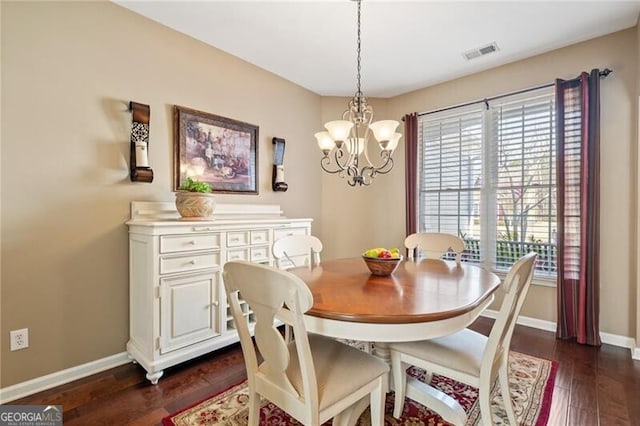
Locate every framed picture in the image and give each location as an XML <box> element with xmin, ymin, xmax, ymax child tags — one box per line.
<box><xmin>174</xmin><ymin>105</ymin><xmax>259</xmax><ymax>194</ymax></box>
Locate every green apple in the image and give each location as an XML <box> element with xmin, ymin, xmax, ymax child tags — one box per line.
<box><xmin>364</xmin><ymin>248</ymin><xmax>377</xmax><ymax>258</ymax></box>
<box><xmin>364</xmin><ymin>247</ymin><xmax>383</xmax><ymax>258</ymax></box>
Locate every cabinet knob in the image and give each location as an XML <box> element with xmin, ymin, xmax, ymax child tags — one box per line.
<box><xmin>210</xmin><ymin>301</ymin><xmax>219</xmax><ymax>307</ymax></box>
<box><xmin>189</xmin><ymin>240</ymin><xmax>196</xmax><ymax>245</ymax></box>
<box><xmin>189</xmin><ymin>260</ymin><xmax>196</xmax><ymax>265</ymax></box>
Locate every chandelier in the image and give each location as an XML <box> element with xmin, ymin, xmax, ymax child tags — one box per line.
<box><xmin>314</xmin><ymin>0</ymin><xmax>400</xmax><ymax>186</ymax></box>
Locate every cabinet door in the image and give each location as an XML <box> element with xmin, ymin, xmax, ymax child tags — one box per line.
<box><xmin>159</xmin><ymin>271</ymin><xmax>221</xmax><ymax>354</ymax></box>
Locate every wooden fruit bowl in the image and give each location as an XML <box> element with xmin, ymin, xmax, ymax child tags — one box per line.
<box><xmin>361</xmin><ymin>255</ymin><xmax>403</xmax><ymax>276</ymax></box>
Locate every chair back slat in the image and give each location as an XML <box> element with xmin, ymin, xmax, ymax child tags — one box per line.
<box><xmin>223</xmin><ymin>261</ymin><xmax>317</xmax><ymax>407</ymax></box>
<box><xmin>273</xmin><ymin>235</ymin><xmax>323</xmax><ymax>269</ymax></box>
<box><xmin>404</xmin><ymin>232</ymin><xmax>465</xmax><ymax>263</ymax></box>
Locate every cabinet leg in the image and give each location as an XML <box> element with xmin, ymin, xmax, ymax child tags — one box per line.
<box><xmin>146</xmin><ymin>370</ymin><xmax>164</xmax><ymax>385</ymax></box>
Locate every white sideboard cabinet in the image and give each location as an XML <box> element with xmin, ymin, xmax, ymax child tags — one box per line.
<box><xmin>126</xmin><ymin>202</ymin><xmax>312</xmax><ymax>384</ymax></box>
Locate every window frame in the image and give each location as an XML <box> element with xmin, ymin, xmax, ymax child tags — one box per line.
<box><xmin>416</xmin><ymin>88</ymin><xmax>557</xmax><ymax>285</ymax></box>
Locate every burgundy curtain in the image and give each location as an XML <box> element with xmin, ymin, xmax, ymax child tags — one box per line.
<box><xmin>404</xmin><ymin>113</ymin><xmax>418</xmax><ymax>237</ymax></box>
<box><xmin>555</xmin><ymin>70</ymin><xmax>601</xmax><ymax>346</ymax></box>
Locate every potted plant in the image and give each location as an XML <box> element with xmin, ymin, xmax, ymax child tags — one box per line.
<box><xmin>175</xmin><ymin>177</ymin><xmax>216</xmax><ymax>219</ymax></box>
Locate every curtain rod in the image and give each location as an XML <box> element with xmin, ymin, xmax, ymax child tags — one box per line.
<box><xmin>412</xmin><ymin>68</ymin><xmax>612</xmax><ymax>118</ymax></box>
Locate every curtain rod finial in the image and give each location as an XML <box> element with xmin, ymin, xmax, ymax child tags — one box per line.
<box><xmin>600</xmin><ymin>68</ymin><xmax>612</xmax><ymax>78</ymax></box>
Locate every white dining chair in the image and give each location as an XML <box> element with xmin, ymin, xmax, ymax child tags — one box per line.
<box><xmin>272</xmin><ymin>234</ymin><xmax>323</xmax><ymax>269</ymax></box>
<box><xmin>223</xmin><ymin>260</ymin><xmax>389</xmax><ymax>426</ymax></box>
<box><xmin>389</xmin><ymin>252</ymin><xmax>537</xmax><ymax>425</ymax></box>
<box><xmin>272</xmin><ymin>234</ymin><xmax>324</xmax><ymax>342</ymax></box>
<box><xmin>404</xmin><ymin>232</ymin><xmax>465</xmax><ymax>263</ymax></box>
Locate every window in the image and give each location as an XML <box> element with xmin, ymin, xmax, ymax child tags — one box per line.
<box><xmin>417</xmin><ymin>89</ymin><xmax>557</xmax><ymax>276</ymax></box>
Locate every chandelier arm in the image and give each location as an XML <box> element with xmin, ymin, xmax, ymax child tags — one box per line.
<box><xmin>361</xmin><ymin>148</ymin><xmax>391</xmax><ymax>172</ymax></box>
<box><xmin>320</xmin><ymin>154</ymin><xmax>345</xmax><ymax>175</ymax></box>
<box><xmin>362</xmin><ymin>142</ymin><xmax>373</xmax><ymax>167</ymax></box>
<box><xmin>360</xmin><ymin>110</ymin><xmax>375</xmax><ymax>168</ymax></box>
<box><xmin>372</xmin><ymin>156</ymin><xmax>395</xmax><ymax>177</ymax></box>
<box><xmin>335</xmin><ymin>147</ymin><xmax>352</xmax><ymax>169</ymax></box>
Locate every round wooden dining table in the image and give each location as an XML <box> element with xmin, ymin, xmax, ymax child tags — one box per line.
<box><xmin>288</xmin><ymin>257</ymin><xmax>501</xmax><ymax>426</ymax></box>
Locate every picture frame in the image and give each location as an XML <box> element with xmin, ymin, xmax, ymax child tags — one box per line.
<box><xmin>173</xmin><ymin>105</ymin><xmax>259</xmax><ymax>194</ymax></box>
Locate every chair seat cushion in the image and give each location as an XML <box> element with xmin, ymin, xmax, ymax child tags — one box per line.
<box><xmin>389</xmin><ymin>328</ymin><xmax>487</xmax><ymax>381</ymax></box>
<box><xmin>284</xmin><ymin>334</ymin><xmax>389</xmax><ymax>410</ymax></box>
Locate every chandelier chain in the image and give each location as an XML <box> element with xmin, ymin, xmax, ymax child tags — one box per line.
<box><xmin>315</xmin><ymin>0</ymin><xmax>399</xmax><ymax>186</ymax></box>
<box><xmin>356</xmin><ymin>0</ymin><xmax>362</xmax><ymax>98</ymax></box>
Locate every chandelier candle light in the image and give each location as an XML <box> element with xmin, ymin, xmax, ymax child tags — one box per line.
<box><xmin>315</xmin><ymin>0</ymin><xmax>400</xmax><ymax>186</ymax></box>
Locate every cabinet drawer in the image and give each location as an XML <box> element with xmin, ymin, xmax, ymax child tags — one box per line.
<box><xmin>227</xmin><ymin>231</ymin><xmax>249</xmax><ymax>247</ymax></box>
<box><xmin>250</xmin><ymin>230</ymin><xmax>269</xmax><ymax>245</ymax></box>
<box><xmin>227</xmin><ymin>248</ymin><xmax>249</xmax><ymax>262</ymax></box>
<box><xmin>160</xmin><ymin>252</ymin><xmax>220</xmax><ymax>275</ymax></box>
<box><xmin>250</xmin><ymin>246</ymin><xmax>269</xmax><ymax>262</ymax></box>
<box><xmin>160</xmin><ymin>234</ymin><xmax>220</xmax><ymax>254</ymax></box>
<box><xmin>274</xmin><ymin>227</ymin><xmax>308</xmax><ymax>241</ymax></box>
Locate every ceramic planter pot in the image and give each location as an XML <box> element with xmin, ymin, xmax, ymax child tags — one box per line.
<box><xmin>175</xmin><ymin>192</ymin><xmax>216</xmax><ymax>218</ymax></box>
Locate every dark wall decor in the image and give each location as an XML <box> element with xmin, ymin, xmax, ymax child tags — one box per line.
<box><xmin>129</xmin><ymin>101</ymin><xmax>154</xmax><ymax>183</ymax></box>
<box><xmin>174</xmin><ymin>106</ymin><xmax>258</xmax><ymax>194</ymax></box>
<box><xmin>272</xmin><ymin>137</ymin><xmax>288</xmax><ymax>192</ymax></box>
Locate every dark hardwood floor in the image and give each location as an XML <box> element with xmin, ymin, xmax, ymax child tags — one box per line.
<box><xmin>10</xmin><ymin>318</ymin><xmax>640</xmax><ymax>425</ymax></box>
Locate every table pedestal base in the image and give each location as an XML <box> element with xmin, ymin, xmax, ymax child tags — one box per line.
<box><xmin>375</xmin><ymin>342</ymin><xmax>467</xmax><ymax>426</ymax></box>
<box><xmin>330</xmin><ymin>378</ymin><xmax>466</xmax><ymax>426</ymax></box>
<box><xmin>405</xmin><ymin>377</ymin><xmax>466</xmax><ymax>425</ymax></box>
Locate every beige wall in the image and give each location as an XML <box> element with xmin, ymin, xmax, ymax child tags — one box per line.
<box><xmin>636</xmin><ymin>18</ymin><xmax>640</xmax><ymax>348</ymax></box>
<box><xmin>386</xmin><ymin>29</ymin><xmax>638</xmax><ymax>337</ymax></box>
<box><xmin>0</xmin><ymin>1</ymin><xmax>322</xmax><ymax>387</ymax></box>
<box><xmin>2</xmin><ymin>1</ymin><xmax>638</xmax><ymax>391</ymax></box>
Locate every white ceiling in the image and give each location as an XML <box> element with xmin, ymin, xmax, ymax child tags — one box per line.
<box><xmin>115</xmin><ymin>1</ymin><xmax>640</xmax><ymax>98</ymax></box>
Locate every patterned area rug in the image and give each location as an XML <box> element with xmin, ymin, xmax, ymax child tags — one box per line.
<box><xmin>163</xmin><ymin>351</ymin><xmax>557</xmax><ymax>426</ymax></box>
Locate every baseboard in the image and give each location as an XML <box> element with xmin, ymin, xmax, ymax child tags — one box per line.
<box><xmin>600</xmin><ymin>331</ymin><xmax>637</xmax><ymax>351</ymax></box>
<box><xmin>481</xmin><ymin>310</ymin><xmax>638</xmax><ymax>357</ymax></box>
<box><xmin>481</xmin><ymin>309</ymin><xmax>556</xmax><ymax>332</ymax></box>
<box><xmin>0</xmin><ymin>352</ymin><xmax>130</xmax><ymax>404</ymax></box>
<box><xmin>2</xmin><ymin>317</ymin><xmax>638</xmax><ymax>402</ymax></box>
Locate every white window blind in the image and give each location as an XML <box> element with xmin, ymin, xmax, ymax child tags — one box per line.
<box><xmin>558</xmin><ymin>86</ymin><xmax>584</xmax><ymax>279</ymax></box>
<box><xmin>419</xmin><ymin>109</ymin><xmax>484</xmax><ymax>262</ymax></box>
<box><xmin>418</xmin><ymin>90</ymin><xmax>557</xmax><ymax>275</ymax></box>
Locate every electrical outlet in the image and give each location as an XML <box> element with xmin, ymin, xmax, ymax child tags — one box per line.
<box><xmin>10</xmin><ymin>328</ymin><xmax>29</xmax><ymax>351</ymax></box>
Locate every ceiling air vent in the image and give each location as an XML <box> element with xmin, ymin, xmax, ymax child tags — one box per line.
<box><xmin>463</xmin><ymin>42</ymin><xmax>499</xmax><ymax>60</ymax></box>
